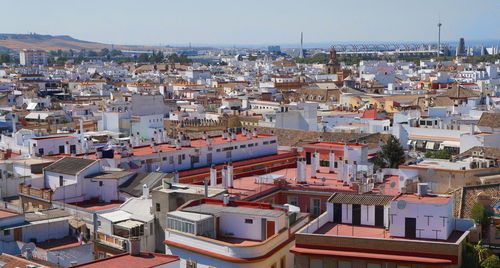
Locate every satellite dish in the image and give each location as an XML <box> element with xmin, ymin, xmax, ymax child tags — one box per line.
<box><xmin>390</xmin><ymin>182</ymin><xmax>396</xmax><ymax>188</ymax></box>
<box><xmin>397</xmin><ymin>200</ymin><xmax>407</xmax><ymax>210</ymax></box>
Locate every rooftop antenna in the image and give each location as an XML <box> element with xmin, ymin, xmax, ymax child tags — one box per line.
<box><xmin>437</xmin><ymin>15</ymin><xmax>442</xmax><ymax>59</ymax></box>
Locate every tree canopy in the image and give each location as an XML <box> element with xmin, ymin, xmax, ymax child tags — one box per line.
<box><xmin>372</xmin><ymin>136</ymin><xmax>405</xmax><ymax>168</ymax></box>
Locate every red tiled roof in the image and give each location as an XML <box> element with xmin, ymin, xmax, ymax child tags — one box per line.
<box><xmin>393</xmin><ymin>193</ymin><xmax>451</xmax><ymax>204</ymax></box>
<box><xmin>362</xmin><ymin>109</ymin><xmax>377</xmax><ymax>119</ymax></box>
<box><xmin>73</xmin><ymin>252</ymin><xmax>179</xmax><ymax>268</ymax></box>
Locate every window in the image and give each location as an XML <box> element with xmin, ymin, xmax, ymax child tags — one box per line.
<box><xmin>98</xmin><ymin>252</ymin><xmax>105</xmax><ymax>259</ymax></box>
<box><xmin>226</xmin><ymin>151</ymin><xmax>231</xmax><ymax>159</ymax></box>
<box><xmin>97</xmin><ymin>221</ymin><xmax>101</xmax><ymax>226</ymax></box>
<box><xmin>178</xmin><ymin>155</ymin><xmax>182</xmax><ymax>165</ymax></box>
<box><xmin>338</xmin><ymin>261</ymin><xmax>352</xmax><ymax>268</ymax></box>
<box><xmin>216</xmin><ymin>148</ymin><xmax>221</xmax><ymax>152</ymax></box>
<box><xmin>59</xmin><ymin>176</ymin><xmax>64</xmax><ymax>187</ymax></box>
<box><xmin>3</xmin><ymin>230</ymin><xmax>10</xmax><ymax>236</ymax></box>
<box><xmin>162</xmin><ymin>157</ymin><xmax>167</xmax><ymax>161</ymax></box>
<box><xmin>240</xmin><ymin>144</ymin><xmax>246</xmax><ymax>148</ymax></box>
<box><xmin>186</xmin><ymin>259</ymin><xmax>197</xmax><ymax>268</ymax></box>
<box><xmin>288</xmin><ymin>196</ymin><xmax>298</xmax><ymax>206</ymax></box>
<box><xmin>312</xmin><ymin>199</ymin><xmax>321</xmax><ymax>217</ymax></box>
<box><xmin>38</xmin><ymin>148</ymin><xmax>44</xmax><ymax>155</ymax></box>
<box><xmin>169</xmin><ymin>156</ymin><xmax>174</xmax><ymax>164</ymax></box>
<box><xmin>156</xmin><ymin>203</ymin><xmax>161</xmax><ymax>212</ymax></box>
<box><xmin>99</xmin><ymin>181</ymin><xmax>103</xmax><ymax>187</ymax></box>
<box><xmin>244</xmin><ymin>219</ymin><xmax>253</xmax><ymax>224</ymax></box>
<box><xmin>248</xmin><ymin>143</ymin><xmax>254</xmax><ymax>147</ymax></box>
<box><xmin>263</xmin><ymin>141</ymin><xmax>269</xmax><ymax>145</ymax></box>
<box><xmin>280</xmin><ymin>256</ymin><xmax>286</xmax><ymax>268</ymax></box>
<box><xmin>270</xmin><ymin>140</ymin><xmax>277</xmax><ymax>144</ymax></box>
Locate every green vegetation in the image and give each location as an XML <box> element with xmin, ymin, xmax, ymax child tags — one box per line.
<box><xmin>462</xmin><ymin>241</ymin><xmax>499</xmax><ymax>268</ymax></box>
<box><xmin>424</xmin><ymin>149</ymin><xmax>451</xmax><ymax>159</ymax></box>
<box><xmin>372</xmin><ymin>136</ymin><xmax>405</xmax><ymax>169</ymax></box>
<box><xmin>0</xmin><ymin>53</ymin><xmax>13</xmax><ymax>64</ymax></box>
<box><xmin>167</xmin><ymin>53</ymin><xmax>192</xmax><ymax>63</ymax></box>
<box><xmin>471</xmin><ymin>203</ymin><xmax>493</xmax><ymax>226</ymax></box>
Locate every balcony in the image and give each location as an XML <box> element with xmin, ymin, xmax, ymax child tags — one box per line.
<box><xmin>165</xmin><ymin>213</ymin><xmax>309</xmax><ymax>259</ymax></box>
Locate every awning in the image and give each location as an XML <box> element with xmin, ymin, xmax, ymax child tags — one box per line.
<box><xmin>426</xmin><ymin>142</ymin><xmax>435</xmax><ymax>150</ymax></box>
<box><xmin>415</xmin><ymin>140</ymin><xmax>425</xmax><ymax>148</ymax></box>
<box><xmin>115</xmin><ymin>219</ymin><xmax>143</xmax><ymax>229</ymax></box>
<box><xmin>442</xmin><ymin>141</ymin><xmax>460</xmax><ymax>148</ymax></box>
<box><xmin>25</xmin><ymin>112</ymin><xmax>51</xmax><ymax>120</ymax></box>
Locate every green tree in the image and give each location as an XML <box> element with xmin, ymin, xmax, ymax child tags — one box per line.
<box><xmin>99</xmin><ymin>48</ymin><xmax>110</xmax><ymax>57</ymax></box>
<box><xmin>481</xmin><ymin>254</ymin><xmax>500</xmax><ymax>268</ymax></box>
<box><xmin>110</xmin><ymin>49</ymin><xmax>122</xmax><ymax>57</ymax></box>
<box><xmin>425</xmin><ymin>149</ymin><xmax>451</xmax><ymax>159</ymax></box>
<box><xmin>138</xmin><ymin>53</ymin><xmax>150</xmax><ymax>62</ymax></box>
<box><xmin>471</xmin><ymin>203</ymin><xmax>492</xmax><ymax>226</ymax></box>
<box><xmin>0</xmin><ymin>53</ymin><xmax>11</xmax><ymax>64</ymax></box>
<box><xmin>372</xmin><ymin>136</ymin><xmax>405</xmax><ymax>168</ymax></box>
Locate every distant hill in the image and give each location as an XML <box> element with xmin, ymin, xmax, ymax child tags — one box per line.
<box><xmin>0</xmin><ymin>33</ymin><xmax>162</xmax><ymax>52</ymax></box>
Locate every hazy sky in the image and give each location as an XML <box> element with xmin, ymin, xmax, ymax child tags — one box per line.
<box><xmin>3</xmin><ymin>0</ymin><xmax>499</xmax><ymax>46</ymax></box>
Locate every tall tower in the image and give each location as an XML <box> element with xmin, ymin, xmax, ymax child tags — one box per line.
<box><xmin>456</xmin><ymin>38</ymin><xmax>465</xmax><ymax>57</ymax></box>
<box><xmin>299</xmin><ymin>32</ymin><xmax>304</xmax><ymax>58</ymax></box>
<box><xmin>437</xmin><ymin>21</ymin><xmax>442</xmax><ymax>57</ymax></box>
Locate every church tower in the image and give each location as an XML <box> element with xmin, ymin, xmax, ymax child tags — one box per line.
<box><xmin>325</xmin><ymin>47</ymin><xmax>341</xmax><ymax>74</ymax></box>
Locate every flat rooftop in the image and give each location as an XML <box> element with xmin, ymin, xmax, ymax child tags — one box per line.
<box><xmin>405</xmin><ymin>158</ymin><xmax>470</xmax><ymax>170</ymax></box>
<box><xmin>314</xmin><ymin>222</ymin><xmax>464</xmax><ymax>243</ymax></box>
<box><xmin>68</xmin><ymin>200</ymin><xmax>123</xmax><ymax>211</ymax></box>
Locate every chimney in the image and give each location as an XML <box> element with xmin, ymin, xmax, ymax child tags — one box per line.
<box><xmin>11</xmin><ymin>113</ymin><xmax>16</xmax><ymax>134</ymax></box>
<box><xmin>79</xmin><ymin>119</ymin><xmax>84</xmax><ymax>144</ymax></box>
<box><xmin>343</xmin><ymin>160</ymin><xmax>349</xmax><ymax>185</ymax></box>
<box><xmin>314</xmin><ymin>151</ymin><xmax>320</xmax><ymax>172</ymax></box>
<box><xmin>202</xmin><ymin>131</ymin><xmax>207</xmax><ymax>140</ymax></box>
<box><xmin>222</xmin><ymin>130</ymin><xmax>228</xmax><ymax>140</ymax></box>
<box><xmin>296</xmin><ymin>157</ymin><xmax>307</xmax><ymax>183</ymax></box>
<box><xmin>175</xmin><ymin>139</ymin><xmax>181</xmax><ymax>150</ymax></box>
<box><xmin>204</xmin><ymin>178</ymin><xmax>209</xmax><ymax>197</ymax></box>
<box><xmin>223</xmin><ymin>194</ymin><xmax>230</xmax><ymax>205</ymax></box>
<box><xmin>31</xmin><ymin>143</ymin><xmax>37</xmax><ymax>157</ymax></box>
<box><xmin>129</xmin><ymin>237</ymin><xmax>141</xmax><ymax>256</ymax></box>
<box><xmin>328</xmin><ymin>151</ymin><xmax>335</xmax><ymax>173</ymax></box>
<box><xmin>337</xmin><ymin>157</ymin><xmax>344</xmax><ymax>182</ymax></box>
<box><xmin>173</xmin><ymin>171</ymin><xmax>179</xmax><ymax>183</ymax></box>
<box><xmin>311</xmin><ymin>154</ymin><xmax>317</xmax><ymax>178</ymax></box>
<box><xmin>210</xmin><ymin>164</ymin><xmax>217</xmax><ymax>187</ymax></box>
<box><xmin>64</xmin><ymin>141</ymin><xmax>70</xmax><ymax>155</ymax></box>
<box><xmin>227</xmin><ymin>162</ymin><xmax>234</xmax><ymax>188</ymax></box>
<box><xmin>142</xmin><ymin>184</ymin><xmax>149</xmax><ymax>199</ymax></box>
<box><xmin>252</xmin><ymin>128</ymin><xmax>257</xmax><ymax>138</ymax></box>
<box><xmin>352</xmin><ymin>160</ymin><xmax>358</xmax><ymax>182</ymax></box>
<box><xmin>221</xmin><ymin>165</ymin><xmax>228</xmax><ymax>188</ymax></box>
<box><xmin>231</xmin><ymin>132</ymin><xmax>236</xmax><ymax>141</ymax></box>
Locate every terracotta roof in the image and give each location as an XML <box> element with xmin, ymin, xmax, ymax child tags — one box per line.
<box><xmin>73</xmin><ymin>252</ymin><xmax>179</xmax><ymax>268</ymax></box>
<box><xmin>477</xmin><ymin>112</ymin><xmax>500</xmax><ymax>128</ymax></box>
<box><xmin>457</xmin><ymin>146</ymin><xmax>500</xmax><ymax>160</ymax></box>
<box><xmin>0</xmin><ymin>253</ymin><xmax>52</xmax><ymax>268</ymax></box>
<box><xmin>440</xmin><ymin>84</ymin><xmax>480</xmax><ymax>99</ymax></box>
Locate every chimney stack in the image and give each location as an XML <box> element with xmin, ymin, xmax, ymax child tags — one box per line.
<box><xmin>11</xmin><ymin>114</ymin><xmax>16</xmax><ymax>135</ymax></box>
<box><xmin>223</xmin><ymin>194</ymin><xmax>230</xmax><ymax>205</ymax></box>
<box><xmin>311</xmin><ymin>153</ymin><xmax>318</xmax><ymax>178</ymax></box>
<box><xmin>64</xmin><ymin>141</ymin><xmax>70</xmax><ymax>155</ymax></box>
<box><xmin>210</xmin><ymin>164</ymin><xmax>217</xmax><ymax>187</ymax></box>
<box><xmin>328</xmin><ymin>151</ymin><xmax>335</xmax><ymax>173</ymax></box>
<box><xmin>252</xmin><ymin>128</ymin><xmax>257</xmax><ymax>138</ymax></box>
<box><xmin>129</xmin><ymin>237</ymin><xmax>141</xmax><ymax>256</ymax></box>
<box><xmin>296</xmin><ymin>157</ymin><xmax>307</xmax><ymax>183</ymax></box>
<box><xmin>227</xmin><ymin>162</ymin><xmax>234</xmax><ymax>188</ymax></box>
<box><xmin>221</xmin><ymin>165</ymin><xmax>228</xmax><ymax>188</ymax></box>
<box><xmin>142</xmin><ymin>184</ymin><xmax>149</xmax><ymax>199</ymax></box>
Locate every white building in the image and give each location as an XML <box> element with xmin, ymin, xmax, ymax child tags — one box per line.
<box><xmin>19</xmin><ymin>49</ymin><xmax>47</xmax><ymax>66</ymax></box>
<box><xmin>164</xmin><ymin>197</ymin><xmax>309</xmax><ymax>268</ymax></box>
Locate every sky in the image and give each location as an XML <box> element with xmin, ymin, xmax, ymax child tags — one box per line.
<box><xmin>3</xmin><ymin>0</ymin><xmax>499</xmax><ymax>47</ymax></box>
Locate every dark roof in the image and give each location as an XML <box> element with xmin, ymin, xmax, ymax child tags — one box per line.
<box><xmin>85</xmin><ymin>171</ymin><xmax>134</xmax><ymax>180</ymax></box>
<box><xmin>441</xmin><ymin>85</ymin><xmax>480</xmax><ymax>99</ymax></box>
<box><xmin>44</xmin><ymin>157</ymin><xmax>97</xmax><ymax>175</ymax></box>
<box><xmin>119</xmin><ymin>172</ymin><xmax>167</xmax><ymax>197</ymax></box>
<box><xmin>328</xmin><ymin>193</ymin><xmax>395</xmax><ymax>206</ymax></box>
<box><xmin>477</xmin><ymin>112</ymin><xmax>500</xmax><ymax>128</ymax></box>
